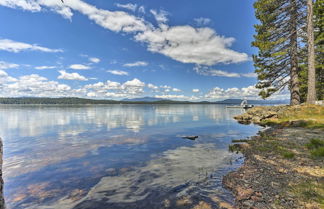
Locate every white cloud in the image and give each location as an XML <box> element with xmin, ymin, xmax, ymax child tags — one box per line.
<box><xmin>147</xmin><ymin>83</ymin><xmax>158</xmax><ymax>90</ymax></box>
<box><xmin>160</xmin><ymin>85</ymin><xmax>171</xmax><ymax>89</ymax></box>
<box><xmin>194</xmin><ymin>17</ymin><xmax>211</xmax><ymax>26</ymax></box>
<box><xmin>0</xmin><ymin>39</ymin><xmax>63</xmax><ymax>53</ymax></box>
<box><xmin>1</xmin><ymin>0</ymin><xmax>248</xmax><ymax>66</ymax></box>
<box><xmin>138</xmin><ymin>6</ymin><xmax>145</xmax><ymax>14</ymax></box>
<box><xmin>63</xmin><ymin>0</ymin><xmax>148</xmax><ymax>32</ymax></box>
<box><xmin>0</xmin><ymin>0</ymin><xmax>41</xmax><ymax>11</ymax></box>
<box><xmin>135</xmin><ymin>26</ymin><xmax>248</xmax><ymax>66</ymax></box>
<box><xmin>0</xmin><ymin>70</ymin><xmax>8</xmax><ymax>77</ymax></box>
<box><xmin>35</xmin><ymin>66</ymin><xmax>56</xmax><ymax>70</ymax></box>
<box><xmin>150</xmin><ymin>9</ymin><xmax>168</xmax><ymax>23</ymax></box>
<box><xmin>107</xmin><ymin>70</ymin><xmax>129</xmax><ymax>76</ymax></box>
<box><xmin>0</xmin><ymin>70</ymin><xmax>17</xmax><ymax>83</ymax></box>
<box><xmin>58</xmin><ymin>70</ymin><xmax>88</xmax><ymax>81</ymax></box>
<box><xmin>242</xmin><ymin>73</ymin><xmax>257</xmax><ymax>78</ymax></box>
<box><xmin>115</xmin><ymin>3</ymin><xmax>137</xmax><ymax>12</ymax></box>
<box><xmin>69</xmin><ymin>64</ymin><xmax>91</xmax><ymax>70</ymax></box>
<box><xmin>89</xmin><ymin>57</ymin><xmax>100</xmax><ymax>63</ymax></box>
<box><xmin>194</xmin><ymin>66</ymin><xmax>240</xmax><ymax>78</ymax></box>
<box><xmin>85</xmin><ymin>78</ymin><xmax>146</xmax><ymax>98</ymax></box>
<box><xmin>172</xmin><ymin>88</ymin><xmax>181</xmax><ymax>92</ymax></box>
<box><xmin>123</xmin><ymin>61</ymin><xmax>148</xmax><ymax>67</ymax></box>
<box><xmin>192</xmin><ymin>89</ymin><xmax>200</xmax><ymax>93</ymax></box>
<box><xmin>0</xmin><ymin>0</ymin><xmax>148</xmax><ymax>31</ymax></box>
<box><xmin>205</xmin><ymin>86</ymin><xmax>262</xmax><ymax>100</ymax></box>
<box><xmin>0</xmin><ymin>61</ymin><xmax>19</xmax><ymax>69</ymax></box>
<box><xmin>0</xmin><ymin>74</ymin><xmax>73</xmax><ymax>97</ymax></box>
<box><xmin>122</xmin><ymin>78</ymin><xmax>145</xmax><ymax>94</ymax></box>
<box><xmin>195</xmin><ymin>66</ymin><xmax>257</xmax><ymax>78</ymax></box>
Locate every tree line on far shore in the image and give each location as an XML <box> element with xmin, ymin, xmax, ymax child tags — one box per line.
<box><xmin>253</xmin><ymin>0</ymin><xmax>323</xmax><ymax>105</ymax></box>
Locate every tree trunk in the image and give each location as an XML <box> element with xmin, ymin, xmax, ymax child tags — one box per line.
<box><xmin>290</xmin><ymin>0</ymin><xmax>301</xmax><ymax>105</ymax></box>
<box><xmin>306</xmin><ymin>0</ymin><xmax>316</xmax><ymax>104</ymax></box>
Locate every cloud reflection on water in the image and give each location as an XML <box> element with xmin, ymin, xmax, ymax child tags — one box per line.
<box><xmin>30</xmin><ymin>143</ymin><xmax>238</xmax><ymax>209</ymax></box>
<box><xmin>0</xmin><ymin>104</ymin><xmax>252</xmax><ymax>209</ymax></box>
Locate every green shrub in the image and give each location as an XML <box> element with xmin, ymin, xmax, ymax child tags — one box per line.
<box><xmin>311</xmin><ymin>147</ymin><xmax>324</xmax><ymax>158</ymax></box>
<box><xmin>282</xmin><ymin>151</ymin><xmax>295</xmax><ymax>159</ymax></box>
<box><xmin>305</xmin><ymin>138</ymin><xmax>324</xmax><ymax>158</ymax></box>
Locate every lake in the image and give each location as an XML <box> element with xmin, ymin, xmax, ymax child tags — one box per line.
<box><xmin>0</xmin><ymin>104</ymin><xmax>259</xmax><ymax>209</ymax></box>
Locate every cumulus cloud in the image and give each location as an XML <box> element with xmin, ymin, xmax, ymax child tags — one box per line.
<box><xmin>85</xmin><ymin>78</ymin><xmax>146</xmax><ymax>98</ymax></box>
<box><xmin>123</xmin><ymin>61</ymin><xmax>148</xmax><ymax>67</ymax></box>
<box><xmin>63</xmin><ymin>0</ymin><xmax>148</xmax><ymax>32</ymax></box>
<box><xmin>58</xmin><ymin>70</ymin><xmax>88</xmax><ymax>81</ymax></box>
<box><xmin>115</xmin><ymin>3</ymin><xmax>137</xmax><ymax>12</ymax></box>
<box><xmin>69</xmin><ymin>64</ymin><xmax>91</xmax><ymax>70</ymax></box>
<box><xmin>0</xmin><ymin>70</ymin><xmax>8</xmax><ymax>77</ymax></box>
<box><xmin>194</xmin><ymin>17</ymin><xmax>211</xmax><ymax>26</ymax></box>
<box><xmin>192</xmin><ymin>89</ymin><xmax>200</xmax><ymax>93</ymax></box>
<box><xmin>0</xmin><ymin>74</ymin><xmax>73</xmax><ymax>97</ymax></box>
<box><xmin>0</xmin><ymin>39</ymin><xmax>63</xmax><ymax>53</ymax></box>
<box><xmin>172</xmin><ymin>88</ymin><xmax>181</xmax><ymax>92</ymax></box>
<box><xmin>122</xmin><ymin>78</ymin><xmax>145</xmax><ymax>94</ymax></box>
<box><xmin>0</xmin><ymin>0</ymin><xmax>248</xmax><ymax>66</ymax></box>
<box><xmin>0</xmin><ymin>70</ymin><xmax>17</xmax><ymax>85</ymax></box>
<box><xmin>195</xmin><ymin>66</ymin><xmax>256</xmax><ymax>78</ymax></box>
<box><xmin>150</xmin><ymin>9</ymin><xmax>168</xmax><ymax>23</ymax></box>
<box><xmin>194</xmin><ymin>66</ymin><xmax>240</xmax><ymax>78</ymax></box>
<box><xmin>205</xmin><ymin>86</ymin><xmax>261</xmax><ymax>100</ymax></box>
<box><xmin>0</xmin><ymin>61</ymin><xmax>19</xmax><ymax>70</ymax></box>
<box><xmin>107</xmin><ymin>70</ymin><xmax>129</xmax><ymax>76</ymax></box>
<box><xmin>89</xmin><ymin>57</ymin><xmax>100</xmax><ymax>63</ymax></box>
<box><xmin>205</xmin><ymin>86</ymin><xmax>290</xmax><ymax>100</ymax></box>
<box><xmin>0</xmin><ymin>0</ymin><xmax>41</xmax><ymax>12</ymax></box>
<box><xmin>135</xmin><ymin>26</ymin><xmax>248</xmax><ymax>66</ymax></box>
<box><xmin>35</xmin><ymin>66</ymin><xmax>56</xmax><ymax>70</ymax></box>
<box><xmin>147</xmin><ymin>83</ymin><xmax>159</xmax><ymax>90</ymax></box>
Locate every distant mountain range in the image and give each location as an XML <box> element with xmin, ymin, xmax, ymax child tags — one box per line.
<box><xmin>0</xmin><ymin>97</ymin><xmax>290</xmax><ymax>105</ymax></box>
<box><xmin>214</xmin><ymin>99</ymin><xmax>290</xmax><ymax>104</ymax></box>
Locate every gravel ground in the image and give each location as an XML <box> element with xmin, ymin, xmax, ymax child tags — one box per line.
<box><xmin>223</xmin><ymin>127</ymin><xmax>324</xmax><ymax>209</ymax></box>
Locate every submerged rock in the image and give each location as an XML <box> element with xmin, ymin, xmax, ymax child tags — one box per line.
<box><xmin>182</xmin><ymin>136</ymin><xmax>198</xmax><ymax>140</ymax></box>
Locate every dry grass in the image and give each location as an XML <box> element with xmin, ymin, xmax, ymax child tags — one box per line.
<box><xmin>262</xmin><ymin>104</ymin><xmax>324</xmax><ymax>129</ymax></box>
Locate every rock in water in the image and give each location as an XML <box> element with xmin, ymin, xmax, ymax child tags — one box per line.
<box><xmin>182</xmin><ymin>136</ymin><xmax>198</xmax><ymax>140</ymax></box>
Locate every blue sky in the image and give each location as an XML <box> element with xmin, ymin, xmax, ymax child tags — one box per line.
<box><xmin>0</xmin><ymin>0</ymin><xmax>288</xmax><ymax>101</ymax></box>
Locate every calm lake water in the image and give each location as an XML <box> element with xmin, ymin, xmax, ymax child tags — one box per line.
<box><xmin>0</xmin><ymin>104</ymin><xmax>259</xmax><ymax>209</ymax></box>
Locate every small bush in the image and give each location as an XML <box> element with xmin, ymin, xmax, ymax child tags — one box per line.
<box><xmin>311</xmin><ymin>147</ymin><xmax>324</xmax><ymax>158</ymax></box>
<box><xmin>282</xmin><ymin>151</ymin><xmax>295</xmax><ymax>159</ymax></box>
<box><xmin>305</xmin><ymin>138</ymin><xmax>324</xmax><ymax>158</ymax></box>
<box><xmin>229</xmin><ymin>144</ymin><xmax>241</xmax><ymax>153</ymax></box>
<box><xmin>306</xmin><ymin>138</ymin><xmax>324</xmax><ymax>149</ymax></box>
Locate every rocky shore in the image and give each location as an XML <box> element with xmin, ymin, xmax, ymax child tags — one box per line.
<box><xmin>223</xmin><ymin>105</ymin><xmax>324</xmax><ymax>209</ymax></box>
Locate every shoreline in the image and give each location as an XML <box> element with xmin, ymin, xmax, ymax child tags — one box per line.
<box><xmin>222</xmin><ymin>105</ymin><xmax>324</xmax><ymax>208</ymax></box>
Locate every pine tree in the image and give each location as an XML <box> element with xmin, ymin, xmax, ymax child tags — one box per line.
<box><xmin>252</xmin><ymin>0</ymin><xmax>305</xmax><ymax>105</ymax></box>
<box><xmin>299</xmin><ymin>0</ymin><xmax>324</xmax><ymax>102</ymax></box>
<box><xmin>306</xmin><ymin>0</ymin><xmax>316</xmax><ymax>103</ymax></box>
<box><xmin>314</xmin><ymin>0</ymin><xmax>324</xmax><ymax>100</ymax></box>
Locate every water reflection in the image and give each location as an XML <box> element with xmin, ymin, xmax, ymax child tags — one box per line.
<box><xmin>0</xmin><ymin>104</ymin><xmax>254</xmax><ymax>209</ymax></box>
<box><xmin>0</xmin><ymin>105</ymin><xmax>245</xmax><ymax>138</ymax></box>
